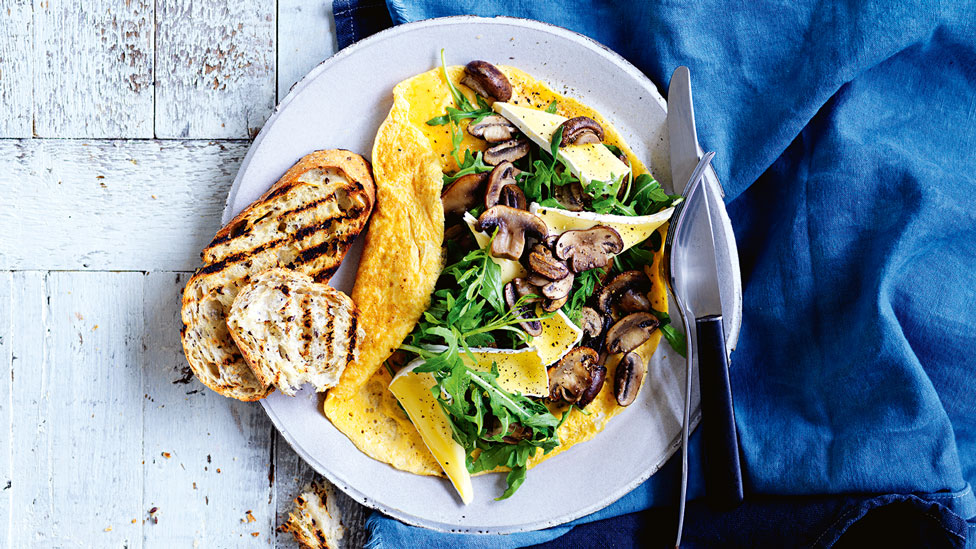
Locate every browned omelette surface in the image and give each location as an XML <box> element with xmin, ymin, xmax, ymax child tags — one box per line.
<box><xmin>324</xmin><ymin>65</ymin><xmax>667</xmax><ymax>476</ymax></box>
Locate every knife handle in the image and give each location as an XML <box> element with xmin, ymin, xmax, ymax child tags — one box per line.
<box><xmin>696</xmin><ymin>314</ymin><xmax>744</xmax><ymax>510</ymax></box>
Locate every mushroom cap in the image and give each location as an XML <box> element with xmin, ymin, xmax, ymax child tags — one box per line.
<box><xmin>577</xmin><ymin>365</ymin><xmax>607</xmax><ymax>409</ymax></box>
<box><xmin>484</xmin><ymin>161</ymin><xmax>521</xmax><ymax>209</ymax></box>
<box><xmin>597</xmin><ymin>270</ymin><xmax>652</xmax><ymax>315</ymax></box>
<box><xmin>605</xmin><ymin>312</ymin><xmax>660</xmax><ymax>354</ymax></box>
<box><xmin>614</xmin><ymin>352</ymin><xmax>645</xmax><ymax>406</ymax></box>
<box><xmin>477</xmin><ymin>205</ymin><xmax>548</xmax><ymax>261</ymax></box>
<box><xmin>553</xmin><ymin>181</ymin><xmax>586</xmax><ymax>211</ymax></box>
<box><xmin>541</xmin><ymin>273</ymin><xmax>574</xmax><ymax>301</ymax></box>
<box><xmin>462</xmin><ymin>60</ymin><xmax>513</xmax><ymax>102</ymax></box>
<box><xmin>442</xmin><ymin>172</ymin><xmax>488</xmax><ymax>224</ymax></box>
<box><xmin>548</xmin><ymin>346</ymin><xmax>599</xmax><ymax>403</ymax></box>
<box><xmin>542</xmin><ymin>294</ymin><xmax>568</xmax><ymax>313</ymax></box>
<box><xmin>503</xmin><ymin>280</ymin><xmax>542</xmax><ymax>337</ymax></box>
<box><xmin>557</xmin><ymin>116</ymin><xmax>605</xmax><ymax>146</ymax></box>
<box><xmin>580</xmin><ymin>306</ymin><xmax>603</xmax><ymax>338</ymax></box>
<box><xmin>554</xmin><ymin>225</ymin><xmax>624</xmax><ymax>273</ymax></box>
<box><xmin>527</xmin><ymin>244</ymin><xmax>570</xmax><ymax>280</ymax></box>
<box><xmin>484</xmin><ymin>138</ymin><xmax>530</xmax><ymax>165</ymax></box>
<box><xmin>468</xmin><ymin>114</ymin><xmax>519</xmax><ymax>143</ymax></box>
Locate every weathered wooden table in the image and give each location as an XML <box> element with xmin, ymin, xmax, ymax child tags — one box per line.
<box><xmin>0</xmin><ymin>1</ymin><xmax>372</xmax><ymax>546</ymax></box>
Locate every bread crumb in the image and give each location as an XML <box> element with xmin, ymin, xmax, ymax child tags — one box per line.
<box><xmin>245</xmin><ymin>510</ymin><xmax>256</xmax><ymax>523</ymax></box>
<box><xmin>104</xmin><ymin>526</ymin><xmax>112</xmax><ymax>532</ymax></box>
<box><xmin>216</xmin><ymin>468</ymin><xmax>221</xmax><ymax>473</ymax></box>
<box><xmin>251</xmin><ymin>532</ymin><xmax>260</xmax><ymax>537</ymax></box>
<box><xmin>131</xmin><ymin>519</ymin><xmax>137</xmax><ymax>524</ymax></box>
<box><xmin>162</xmin><ymin>452</ymin><xmax>171</xmax><ymax>459</ymax></box>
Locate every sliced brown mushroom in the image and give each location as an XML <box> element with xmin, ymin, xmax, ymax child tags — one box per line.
<box><xmin>541</xmin><ymin>274</ymin><xmax>574</xmax><ymax>301</ymax></box>
<box><xmin>580</xmin><ymin>306</ymin><xmax>603</xmax><ymax>338</ymax></box>
<box><xmin>484</xmin><ymin>138</ymin><xmax>530</xmax><ymax>165</ymax></box>
<box><xmin>501</xmin><ymin>185</ymin><xmax>527</xmax><ymax>210</ymax></box>
<box><xmin>477</xmin><ymin>206</ymin><xmax>548</xmax><ymax>261</ymax></box>
<box><xmin>484</xmin><ymin>162</ymin><xmax>522</xmax><ymax>209</ymax></box>
<box><xmin>461</xmin><ymin>61</ymin><xmax>513</xmax><ymax>102</ymax></box>
<box><xmin>504</xmin><ymin>279</ymin><xmax>542</xmax><ymax>337</ymax></box>
<box><xmin>614</xmin><ymin>352</ymin><xmax>645</xmax><ymax>406</ymax></box>
<box><xmin>441</xmin><ymin>172</ymin><xmax>488</xmax><ymax>224</ymax></box>
<box><xmin>528</xmin><ymin>244</ymin><xmax>570</xmax><ymax>280</ymax></box>
<box><xmin>548</xmin><ymin>347</ymin><xmax>599</xmax><ymax>404</ymax></box>
<box><xmin>554</xmin><ymin>225</ymin><xmax>624</xmax><ymax>273</ymax></box>
<box><xmin>525</xmin><ymin>273</ymin><xmax>551</xmax><ymax>288</ymax></box>
<box><xmin>542</xmin><ymin>295</ymin><xmax>568</xmax><ymax>313</ymax></box>
<box><xmin>605</xmin><ymin>312</ymin><xmax>660</xmax><ymax>354</ymax></box>
<box><xmin>557</xmin><ymin>116</ymin><xmax>605</xmax><ymax>146</ymax></box>
<box><xmin>468</xmin><ymin>114</ymin><xmax>519</xmax><ymax>143</ymax></box>
<box><xmin>487</xmin><ymin>417</ymin><xmax>531</xmax><ymax>443</ymax></box>
<box><xmin>597</xmin><ymin>270</ymin><xmax>653</xmax><ymax>318</ymax></box>
<box><xmin>553</xmin><ymin>181</ymin><xmax>586</xmax><ymax>211</ymax></box>
<box><xmin>577</xmin><ymin>365</ymin><xmax>606</xmax><ymax>409</ymax></box>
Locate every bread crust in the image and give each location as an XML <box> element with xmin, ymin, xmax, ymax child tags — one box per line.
<box><xmin>180</xmin><ymin>149</ymin><xmax>375</xmax><ymax>401</ymax></box>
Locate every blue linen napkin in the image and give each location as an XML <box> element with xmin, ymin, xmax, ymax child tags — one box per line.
<box><xmin>332</xmin><ymin>1</ymin><xmax>976</xmax><ymax>546</ymax></box>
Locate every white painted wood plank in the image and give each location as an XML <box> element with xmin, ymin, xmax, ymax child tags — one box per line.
<box><xmin>0</xmin><ymin>0</ymin><xmax>33</xmax><ymax>137</ymax></box>
<box><xmin>156</xmin><ymin>1</ymin><xmax>276</xmax><ymax>139</ymax></box>
<box><xmin>274</xmin><ymin>438</ymin><xmax>370</xmax><ymax>549</ymax></box>
<box><xmin>142</xmin><ymin>271</ymin><xmax>275</xmax><ymax>547</ymax></box>
<box><xmin>277</xmin><ymin>0</ymin><xmax>339</xmax><ymax>102</ymax></box>
<box><xmin>0</xmin><ymin>272</ymin><xmax>10</xmax><ymax>547</ymax></box>
<box><xmin>33</xmin><ymin>0</ymin><xmax>154</xmax><ymax>138</ymax></box>
<box><xmin>10</xmin><ymin>272</ymin><xmax>146</xmax><ymax>547</ymax></box>
<box><xmin>0</xmin><ymin>140</ymin><xmax>247</xmax><ymax>271</ymax></box>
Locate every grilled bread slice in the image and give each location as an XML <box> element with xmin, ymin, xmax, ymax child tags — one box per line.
<box><xmin>279</xmin><ymin>480</ymin><xmax>345</xmax><ymax>549</ymax></box>
<box><xmin>181</xmin><ymin>150</ymin><xmax>374</xmax><ymax>401</ymax></box>
<box><xmin>227</xmin><ymin>268</ymin><xmax>363</xmax><ymax>396</ymax></box>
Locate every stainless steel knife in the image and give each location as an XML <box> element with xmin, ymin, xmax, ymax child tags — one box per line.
<box><xmin>668</xmin><ymin>66</ymin><xmax>743</xmax><ymax>545</ymax></box>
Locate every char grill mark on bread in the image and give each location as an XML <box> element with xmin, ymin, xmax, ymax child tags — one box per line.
<box><xmin>180</xmin><ymin>149</ymin><xmax>375</xmax><ymax>401</ymax></box>
<box><xmin>227</xmin><ymin>268</ymin><xmax>363</xmax><ymax>397</ymax></box>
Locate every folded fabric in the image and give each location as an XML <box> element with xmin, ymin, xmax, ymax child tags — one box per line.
<box><xmin>333</xmin><ymin>1</ymin><xmax>976</xmax><ymax>546</ymax></box>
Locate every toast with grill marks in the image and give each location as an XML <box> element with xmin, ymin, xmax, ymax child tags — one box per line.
<box><xmin>227</xmin><ymin>268</ymin><xmax>363</xmax><ymax>397</ymax></box>
<box><xmin>180</xmin><ymin>149</ymin><xmax>374</xmax><ymax>401</ymax></box>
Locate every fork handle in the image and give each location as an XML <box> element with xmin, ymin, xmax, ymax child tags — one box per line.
<box><xmin>696</xmin><ymin>314</ymin><xmax>744</xmax><ymax>510</ymax></box>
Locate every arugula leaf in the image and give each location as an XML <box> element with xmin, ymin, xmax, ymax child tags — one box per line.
<box><xmin>426</xmin><ymin>49</ymin><xmax>494</xmax><ymax>127</ymax></box>
<box><xmin>549</xmin><ymin>125</ymin><xmax>564</xmax><ymax>167</ymax></box>
<box><xmin>630</xmin><ymin>173</ymin><xmax>681</xmax><ymax>216</ymax></box>
<box><xmin>545</xmin><ymin>100</ymin><xmax>558</xmax><ymax>114</ymax></box>
<box><xmin>648</xmin><ymin>309</ymin><xmax>688</xmax><ymax>358</ymax></box>
<box><xmin>564</xmin><ymin>268</ymin><xmax>604</xmax><ymax>324</ymax></box>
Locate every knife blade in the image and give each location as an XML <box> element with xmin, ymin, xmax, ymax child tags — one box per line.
<box><xmin>668</xmin><ymin>66</ymin><xmax>700</xmax><ymax>196</ymax></box>
<box><xmin>667</xmin><ymin>67</ymin><xmax>743</xmax><ymax>538</ymax></box>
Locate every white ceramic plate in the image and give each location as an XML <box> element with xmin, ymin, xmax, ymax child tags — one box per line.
<box><xmin>222</xmin><ymin>16</ymin><xmax>741</xmax><ymax>534</ymax></box>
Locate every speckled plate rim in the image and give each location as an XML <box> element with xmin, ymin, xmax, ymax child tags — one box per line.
<box><xmin>224</xmin><ymin>15</ymin><xmax>742</xmax><ymax>534</ymax></box>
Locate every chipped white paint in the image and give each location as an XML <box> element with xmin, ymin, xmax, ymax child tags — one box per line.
<box><xmin>0</xmin><ymin>140</ymin><xmax>247</xmax><ymax>271</ymax></box>
<box><xmin>32</xmin><ymin>0</ymin><xmax>155</xmax><ymax>137</ymax></box>
<box><xmin>142</xmin><ymin>272</ymin><xmax>276</xmax><ymax>547</ymax></box>
<box><xmin>10</xmin><ymin>272</ymin><xmax>146</xmax><ymax>547</ymax></box>
<box><xmin>277</xmin><ymin>0</ymin><xmax>339</xmax><ymax>101</ymax></box>
<box><xmin>155</xmin><ymin>1</ymin><xmax>277</xmax><ymax>139</ymax></box>
<box><xmin>0</xmin><ymin>0</ymin><xmax>33</xmax><ymax>137</ymax></box>
<box><xmin>0</xmin><ymin>273</ymin><xmax>10</xmax><ymax>545</ymax></box>
<box><xmin>1</xmin><ymin>1</ymin><xmax>370</xmax><ymax>546</ymax></box>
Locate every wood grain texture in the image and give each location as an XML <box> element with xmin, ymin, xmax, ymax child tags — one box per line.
<box><xmin>10</xmin><ymin>272</ymin><xmax>146</xmax><ymax>547</ymax></box>
<box><xmin>142</xmin><ymin>272</ymin><xmax>275</xmax><ymax>547</ymax></box>
<box><xmin>33</xmin><ymin>0</ymin><xmax>154</xmax><ymax>138</ymax></box>
<box><xmin>0</xmin><ymin>0</ymin><xmax>33</xmax><ymax>137</ymax></box>
<box><xmin>0</xmin><ymin>139</ymin><xmax>247</xmax><ymax>271</ymax></box>
<box><xmin>156</xmin><ymin>1</ymin><xmax>276</xmax><ymax>139</ymax></box>
<box><xmin>0</xmin><ymin>273</ymin><xmax>10</xmax><ymax>546</ymax></box>
<box><xmin>277</xmin><ymin>0</ymin><xmax>339</xmax><ymax>102</ymax></box>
